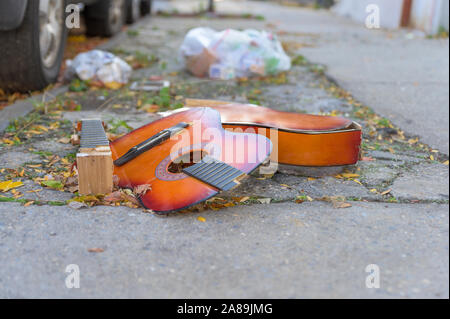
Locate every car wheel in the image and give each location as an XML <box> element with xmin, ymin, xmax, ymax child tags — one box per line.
<box><xmin>126</xmin><ymin>0</ymin><xmax>141</xmax><ymax>24</ymax></box>
<box><xmin>0</xmin><ymin>0</ymin><xmax>67</xmax><ymax>92</ymax></box>
<box><xmin>84</xmin><ymin>0</ymin><xmax>126</xmax><ymax>37</ymax></box>
<box><xmin>140</xmin><ymin>0</ymin><xmax>152</xmax><ymax>16</ymax></box>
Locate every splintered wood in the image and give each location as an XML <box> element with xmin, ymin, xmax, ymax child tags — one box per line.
<box><xmin>76</xmin><ymin>119</ymin><xmax>113</xmax><ymax>195</ymax></box>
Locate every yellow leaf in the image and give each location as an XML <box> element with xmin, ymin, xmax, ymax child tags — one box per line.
<box><xmin>24</xmin><ymin>201</ymin><xmax>34</xmax><ymax>207</ymax></box>
<box><xmin>443</xmin><ymin>160</ymin><xmax>449</xmax><ymax>166</ymax></box>
<box><xmin>341</xmin><ymin>173</ymin><xmax>360</xmax><ymax>178</ymax></box>
<box><xmin>0</xmin><ymin>180</ymin><xmax>23</xmax><ymax>192</ymax></box>
<box><xmin>34</xmin><ymin>125</ymin><xmax>48</xmax><ymax>132</ymax></box>
<box><xmin>370</xmin><ymin>189</ymin><xmax>378</xmax><ymax>193</ymax></box>
<box><xmin>306</xmin><ymin>196</ymin><xmax>313</xmax><ymax>202</ymax></box>
<box><xmin>2</xmin><ymin>138</ymin><xmax>14</xmax><ymax>145</ymax></box>
<box><xmin>104</xmin><ymin>81</ymin><xmax>123</xmax><ymax>90</ymax></box>
<box><xmin>430</xmin><ymin>155</ymin><xmax>435</xmax><ymax>161</ymax></box>
<box><xmin>26</xmin><ymin>164</ymin><xmax>41</xmax><ymax>168</ymax></box>
<box><xmin>26</xmin><ymin>130</ymin><xmax>43</xmax><ymax>135</ymax></box>
<box><xmin>380</xmin><ymin>189</ymin><xmax>392</xmax><ymax>196</ymax></box>
<box><xmin>307</xmin><ymin>177</ymin><xmax>316</xmax><ymax>181</ymax></box>
<box><xmin>333</xmin><ymin>202</ymin><xmax>352</xmax><ymax>209</ymax></box>
<box><xmin>197</xmin><ymin>216</ymin><xmax>206</xmax><ymax>222</ymax></box>
<box><xmin>352</xmin><ymin>179</ymin><xmax>363</xmax><ymax>185</ymax></box>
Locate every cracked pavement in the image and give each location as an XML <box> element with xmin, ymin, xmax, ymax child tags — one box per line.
<box><xmin>0</xmin><ymin>0</ymin><xmax>448</xmax><ymax>298</ymax></box>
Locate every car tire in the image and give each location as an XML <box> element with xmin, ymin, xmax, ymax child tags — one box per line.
<box><xmin>0</xmin><ymin>0</ymin><xmax>67</xmax><ymax>93</ymax></box>
<box><xmin>126</xmin><ymin>0</ymin><xmax>141</xmax><ymax>24</ymax></box>
<box><xmin>140</xmin><ymin>0</ymin><xmax>152</xmax><ymax>16</ymax></box>
<box><xmin>84</xmin><ymin>0</ymin><xmax>126</xmax><ymax>37</ymax></box>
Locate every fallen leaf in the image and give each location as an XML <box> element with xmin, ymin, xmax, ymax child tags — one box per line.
<box><xmin>341</xmin><ymin>173</ymin><xmax>360</xmax><ymax>178</ymax></box>
<box><xmin>88</xmin><ymin>248</ymin><xmax>104</xmax><ymax>253</ymax></box>
<box><xmin>0</xmin><ymin>180</ymin><xmax>24</xmax><ymax>192</ymax></box>
<box><xmin>257</xmin><ymin>198</ymin><xmax>271</xmax><ymax>204</ymax></box>
<box><xmin>70</xmin><ymin>134</ymin><xmax>80</xmax><ymax>145</ymax></box>
<box><xmin>113</xmin><ymin>175</ymin><xmax>120</xmax><ymax>186</ymax></box>
<box><xmin>41</xmin><ymin>180</ymin><xmax>64</xmax><ymax>190</ymax></box>
<box><xmin>104</xmin><ymin>81</ymin><xmax>123</xmax><ymax>90</ymax></box>
<box><xmin>239</xmin><ymin>196</ymin><xmax>250</xmax><ymax>202</ymax></box>
<box><xmin>104</xmin><ymin>191</ymin><xmax>124</xmax><ymax>203</ymax></box>
<box><xmin>443</xmin><ymin>160</ymin><xmax>449</xmax><ymax>166</ymax></box>
<box><xmin>68</xmin><ymin>201</ymin><xmax>88</xmax><ymax>209</ymax></box>
<box><xmin>58</xmin><ymin>137</ymin><xmax>71</xmax><ymax>144</ymax></box>
<box><xmin>333</xmin><ymin>202</ymin><xmax>352</xmax><ymax>209</ymax></box>
<box><xmin>380</xmin><ymin>189</ymin><xmax>392</xmax><ymax>196</ymax></box>
<box><xmin>197</xmin><ymin>216</ymin><xmax>206</xmax><ymax>222</ymax></box>
<box><xmin>23</xmin><ymin>201</ymin><xmax>34</xmax><ymax>207</ymax></box>
<box><xmin>307</xmin><ymin>177</ymin><xmax>316</xmax><ymax>181</ymax></box>
<box><xmin>430</xmin><ymin>155</ymin><xmax>435</xmax><ymax>161</ymax></box>
<box><xmin>133</xmin><ymin>184</ymin><xmax>152</xmax><ymax>196</ymax></box>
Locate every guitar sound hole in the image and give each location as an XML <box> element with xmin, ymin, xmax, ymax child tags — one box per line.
<box><xmin>167</xmin><ymin>151</ymin><xmax>207</xmax><ymax>174</ymax></box>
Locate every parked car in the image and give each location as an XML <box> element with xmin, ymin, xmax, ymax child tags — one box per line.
<box><xmin>0</xmin><ymin>0</ymin><xmax>152</xmax><ymax>92</ymax></box>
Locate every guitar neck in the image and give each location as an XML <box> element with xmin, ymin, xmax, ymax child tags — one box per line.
<box><xmin>77</xmin><ymin>119</ymin><xmax>113</xmax><ymax>195</ymax></box>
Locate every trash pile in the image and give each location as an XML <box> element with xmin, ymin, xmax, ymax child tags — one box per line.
<box><xmin>180</xmin><ymin>27</ymin><xmax>291</xmax><ymax>79</ymax></box>
<box><xmin>65</xmin><ymin>50</ymin><xmax>132</xmax><ymax>88</ymax></box>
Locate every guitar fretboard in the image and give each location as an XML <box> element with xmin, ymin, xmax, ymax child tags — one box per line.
<box><xmin>80</xmin><ymin>119</ymin><xmax>109</xmax><ymax>149</ymax></box>
<box><xmin>183</xmin><ymin>156</ymin><xmax>245</xmax><ymax>191</ymax></box>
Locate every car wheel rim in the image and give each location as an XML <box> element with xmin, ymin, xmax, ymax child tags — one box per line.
<box><xmin>110</xmin><ymin>0</ymin><xmax>125</xmax><ymax>28</ymax></box>
<box><xmin>39</xmin><ymin>0</ymin><xmax>63</xmax><ymax>68</ymax></box>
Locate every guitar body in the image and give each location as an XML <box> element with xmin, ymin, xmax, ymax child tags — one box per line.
<box><xmin>184</xmin><ymin>99</ymin><xmax>362</xmax><ymax>166</ymax></box>
<box><xmin>110</xmin><ymin>108</ymin><xmax>272</xmax><ymax>213</ymax></box>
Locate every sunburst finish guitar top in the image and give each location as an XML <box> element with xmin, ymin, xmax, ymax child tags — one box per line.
<box><xmin>184</xmin><ymin>99</ymin><xmax>362</xmax><ymax>167</ymax></box>
<box><xmin>110</xmin><ymin>108</ymin><xmax>272</xmax><ymax>213</ymax></box>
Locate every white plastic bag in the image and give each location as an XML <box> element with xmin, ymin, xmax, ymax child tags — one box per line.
<box><xmin>65</xmin><ymin>50</ymin><xmax>132</xmax><ymax>85</ymax></box>
<box><xmin>179</xmin><ymin>27</ymin><xmax>291</xmax><ymax>79</ymax></box>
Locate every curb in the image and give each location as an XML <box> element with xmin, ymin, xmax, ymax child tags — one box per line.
<box><xmin>0</xmin><ymin>86</ymin><xmax>68</xmax><ymax>133</ymax></box>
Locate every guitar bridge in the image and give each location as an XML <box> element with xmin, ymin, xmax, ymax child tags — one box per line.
<box><xmin>182</xmin><ymin>156</ymin><xmax>245</xmax><ymax>191</ymax></box>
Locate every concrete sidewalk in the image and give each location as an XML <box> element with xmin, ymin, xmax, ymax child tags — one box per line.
<box><xmin>216</xmin><ymin>0</ymin><xmax>449</xmax><ymax>154</ymax></box>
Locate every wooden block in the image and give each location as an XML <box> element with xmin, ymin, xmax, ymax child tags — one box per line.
<box><xmin>77</xmin><ymin>146</ymin><xmax>113</xmax><ymax>195</ymax></box>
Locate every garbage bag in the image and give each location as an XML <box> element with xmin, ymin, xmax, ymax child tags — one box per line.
<box><xmin>65</xmin><ymin>50</ymin><xmax>132</xmax><ymax>85</ymax></box>
<box><xmin>180</xmin><ymin>27</ymin><xmax>291</xmax><ymax>79</ymax></box>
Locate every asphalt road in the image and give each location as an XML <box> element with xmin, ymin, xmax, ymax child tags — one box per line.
<box><xmin>1</xmin><ymin>202</ymin><xmax>448</xmax><ymax>298</ymax></box>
